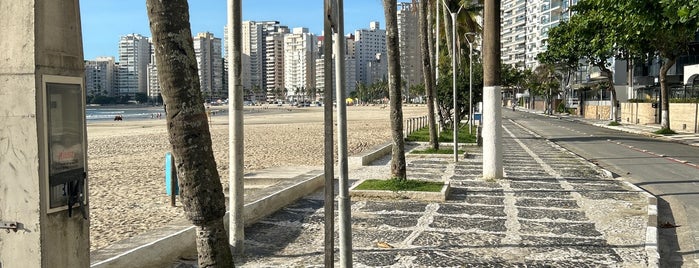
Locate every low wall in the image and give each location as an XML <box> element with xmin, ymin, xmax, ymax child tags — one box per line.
<box><xmin>621</xmin><ymin>103</ymin><xmax>655</xmax><ymax>125</ymax></box>
<box><xmin>618</xmin><ymin>102</ymin><xmax>698</xmax><ymax>133</ymax></box>
<box><xmin>582</xmin><ymin>101</ymin><xmax>611</xmax><ymax>120</ymax></box>
<box><xmin>670</xmin><ymin>103</ymin><xmax>699</xmax><ymax>133</ymax></box>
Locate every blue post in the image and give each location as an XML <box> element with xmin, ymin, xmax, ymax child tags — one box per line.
<box><xmin>165</xmin><ymin>152</ymin><xmax>179</xmax><ymax>207</ymax></box>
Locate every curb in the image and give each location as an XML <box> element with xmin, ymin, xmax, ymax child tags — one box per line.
<box><xmin>349</xmin><ymin>142</ymin><xmax>392</xmax><ymax>167</ymax></box>
<box><xmin>349</xmin><ymin>179</ymin><xmax>451</xmax><ymax>202</ymax></box>
<box><xmin>90</xmin><ymin>170</ymin><xmax>324</xmax><ymax>268</ymax></box>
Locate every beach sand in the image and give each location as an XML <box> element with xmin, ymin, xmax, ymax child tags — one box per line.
<box><xmin>87</xmin><ymin>105</ymin><xmax>429</xmax><ymax>250</ymax></box>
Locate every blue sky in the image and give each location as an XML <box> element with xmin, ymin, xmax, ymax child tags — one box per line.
<box><xmin>80</xmin><ymin>0</ymin><xmax>387</xmax><ymax>60</ymax></box>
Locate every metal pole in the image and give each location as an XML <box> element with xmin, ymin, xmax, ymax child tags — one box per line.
<box><xmin>227</xmin><ymin>0</ymin><xmax>245</xmax><ymax>254</ymax></box>
<box><xmin>323</xmin><ymin>0</ymin><xmax>335</xmax><ymax>266</ymax></box>
<box><xmin>435</xmin><ymin>0</ymin><xmax>440</xmax><ymax>83</ymax></box>
<box><xmin>451</xmin><ymin>11</ymin><xmax>458</xmax><ymax>162</ymax></box>
<box><xmin>467</xmin><ymin>33</ymin><xmax>474</xmax><ymax>135</ymax></box>
<box><xmin>333</xmin><ymin>0</ymin><xmax>352</xmax><ymax>266</ymax></box>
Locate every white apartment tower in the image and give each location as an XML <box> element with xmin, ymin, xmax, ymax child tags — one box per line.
<box><xmin>315</xmin><ymin>34</ymin><xmax>357</xmax><ymax>96</ymax></box>
<box><xmin>118</xmin><ymin>33</ymin><xmax>151</xmax><ymax>97</ymax></box>
<box><xmin>283</xmin><ymin>27</ymin><xmax>317</xmax><ymax>98</ymax></box>
<box><xmin>501</xmin><ymin>0</ymin><xmax>577</xmax><ymax>69</ymax></box>
<box><xmin>147</xmin><ymin>52</ymin><xmax>161</xmax><ymax>102</ymax></box>
<box><xmin>194</xmin><ymin>32</ymin><xmax>224</xmax><ymax>100</ymax></box>
<box><xmin>355</xmin><ymin>22</ymin><xmax>387</xmax><ymax>85</ymax></box>
<box><xmin>85</xmin><ymin>56</ymin><xmax>117</xmax><ymax>98</ymax></box>
<box><xmin>397</xmin><ymin>2</ymin><xmax>423</xmax><ymax>89</ymax></box>
<box><xmin>237</xmin><ymin>21</ymin><xmax>289</xmax><ymax>100</ymax></box>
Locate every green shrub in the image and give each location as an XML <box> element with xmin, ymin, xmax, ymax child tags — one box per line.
<box><xmin>608</xmin><ymin>121</ymin><xmax>621</xmax><ymax>126</ymax></box>
<box><xmin>654</xmin><ymin>128</ymin><xmax>677</xmax><ymax>135</ymax></box>
<box><xmin>354</xmin><ymin>179</ymin><xmax>444</xmax><ymax>192</ymax></box>
<box><xmin>411</xmin><ymin>148</ymin><xmax>465</xmax><ymax>154</ymax></box>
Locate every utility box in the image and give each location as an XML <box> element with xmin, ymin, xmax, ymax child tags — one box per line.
<box><xmin>0</xmin><ymin>1</ymin><xmax>89</xmax><ymax>267</ymax></box>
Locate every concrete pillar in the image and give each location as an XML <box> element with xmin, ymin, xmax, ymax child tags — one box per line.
<box><xmin>0</xmin><ymin>1</ymin><xmax>89</xmax><ymax>267</ymax></box>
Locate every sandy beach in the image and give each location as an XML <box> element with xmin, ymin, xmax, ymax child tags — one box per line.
<box><xmin>87</xmin><ymin>104</ymin><xmax>429</xmax><ymax>250</ymax></box>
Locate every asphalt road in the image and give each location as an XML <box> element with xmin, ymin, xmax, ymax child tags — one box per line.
<box><xmin>504</xmin><ymin>108</ymin><xmax>699</xmax><ymax>267</ymax></box>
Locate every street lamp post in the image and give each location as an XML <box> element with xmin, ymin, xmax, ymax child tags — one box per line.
<box><xmin>464</xmin><ymin>32</ymin><xmax>476</xmax><ymax>135</ymax></box>
<box><xmin>441</xmin><ymin>0</ymin><xmax>463</xmax><ymax>162</ymax></box>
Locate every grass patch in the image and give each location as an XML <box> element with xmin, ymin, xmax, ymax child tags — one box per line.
<box><xmin>411</xmin><ymin>148</ymin><xmax>464</xmax><ymax>155</ymax></box>
<box><xmin>354</xmin><ymin>179</ymin><xmax>444</xmax><ymax>192</ymax></box>
<box><xmin>654</xmin><ymin>128</ymin><xmax>677</xmax><ymax>135</ymax></box>
<box><xmin>608</xmin><ymin>121</ymin><xmax>621</xmax><ymax>126</ymax></box>
<box><xmin>406</xmin><ymin>124</ymin><xmax>477</xmax><ymax>143</ymax></box>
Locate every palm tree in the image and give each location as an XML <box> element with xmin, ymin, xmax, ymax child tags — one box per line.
<box><xmin>145</xmin><ymin>1</ymin><xmax>234</xmax><ymax>266</ymax></box>
<box><xmin>419</xmin><ymin>0</ymin><xmax>439</xmax><ymax>150</ymax></box>
<box><xmin>383</xmin><ymin>0</ymin><xmax>407</xmax><ymax>180</ymax></box>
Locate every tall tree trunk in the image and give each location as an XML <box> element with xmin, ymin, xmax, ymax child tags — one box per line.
<box><xmin>659</xmin><ymin>57</ymin><xmax>676</xmax><ymax>130</ymax></box>
<box><xmin>441</xmin><ymin>1</ymin><xmax>453</xmax><ymax>57</ymax></box>
<box><xmin>146</xmin><ymin>1</ymin><xmax>234</xmax><ymax>267</ymax></box>
<box><xmin>420</xmin><ymin>0</ymin><xmax>439</xmax><ymax>150</ymax></box>
<box><xmin>383</xmin><ymin>0</ymin><xmax>407</xmax><ymax>180</ymax></box>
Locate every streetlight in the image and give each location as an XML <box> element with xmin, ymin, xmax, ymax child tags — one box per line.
<box><xmin>464</xmin><ymin>32</ymin><xmax>477</xmax><ymax>135</ymax></box>
<box><xmin>441</xmin><ymin>0</ymin><xmax>463</xmax><ymax>162</ymax></box>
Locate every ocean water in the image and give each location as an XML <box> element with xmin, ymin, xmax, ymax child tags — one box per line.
<box><xmin>86</xmin><ymin>107</ymin><xmax>165</xmax><ymax>121</ymax></box>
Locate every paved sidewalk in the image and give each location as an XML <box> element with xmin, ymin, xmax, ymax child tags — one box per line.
<box><xmin>175</xmin><ymin>119</ymin><xmax>653</xmax><ymax>267</ymax></box>
<box><xmin>519</xmin><ymin>107</ymin><xmax>699</xmax><ymax>147</ymax></box>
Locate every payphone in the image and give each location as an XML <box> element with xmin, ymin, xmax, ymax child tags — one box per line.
<box><xmin>43</xmin><ymin>75</ymin><xmax>87</xmax><ymax>218</ymax></box>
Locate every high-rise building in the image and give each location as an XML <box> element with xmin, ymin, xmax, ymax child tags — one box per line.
<box><xmin>85</xmin><ymin>56</ymin><xmax>117</xmax><ymax>98</ymax></box>
<box><xmin>501</xmin><ymin>0</ymin><xmax>577</xmax><ymax>69</ymax></box>
<box><xmin>230</xmin><ymin>21</ymin><xmax>289</xmax><ymax>102</ymax></box>
<box><xmin>284</xmin><ymin>27</ymin><xmax>318</xmax><ymax>99</ymax></box>
<box><xmin>355</xmin><ymin>22</ymin><xmax>387</xmax><ymax>85</ymax></box>
<box><xmin>316</xmin><ymin>34</ymin><xmax>357</xmax><ymax>96</ymax></box>
<box><xmin>264</xmin><ymin>29</ymin><xmax>287</xmax><ymax>102</ymax></box>
<box><xmin>194</xmin><ymin>32</ymin><xmax>224</xmax><ymax>101</ymax></box>
<box><xmin>397</xmin><ymin>2</ymin><xmax>423</xmax><ymax>89</ymax></box>
<box><xmin>117</xmin><ymin>34</ymin><xmax>151</xmax><ymax>97</ymax></box>
<box><xmin>146</xmin><ymin>51</ymin><xmax>160</xmax><ymax>103</ymax></box>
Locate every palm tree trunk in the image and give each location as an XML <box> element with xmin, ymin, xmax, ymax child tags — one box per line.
<box><xmin>420</xmin><ymin>0</ymin><xmax>439</xmax><ymax>150</ymax></box>
<box><xmin>600</xmin><ymin>66</ymin><xmax>617</xmax><ymax>121</ymax></box>
<box><xmin>659</xmin><ymin>57</ymin><xmax>675</xmax><ymax>130</ymax></box>
<box><xmin>383</xmin><ymin>0</ymin><xmax>407</xmax><ymax>180</ymax></box>
<box><xmin>441</xmin><ymin>1</ymin><xmax>453</xmax><ymax>57</ymax></box>
<box><xmin>146</xmin><ymin>1</ymin><xmax>234</xmax><ymax>267</ymax></box>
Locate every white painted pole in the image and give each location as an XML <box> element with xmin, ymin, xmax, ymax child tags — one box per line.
<box><xmin>227</xmin><ymin>0</ymin><xmax>245</xmax><ymax>254</ymax></box>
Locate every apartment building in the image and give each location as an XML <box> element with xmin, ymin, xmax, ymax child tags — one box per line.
<box><xmin>117</xmin><ymin>34</ymin><xmax>151</xmax><ymax>97</ymax></box>
<box><xmin>397</xmin><ymin>2</ymin><xmax>423</xmax><ymax>89</ymax></box>
<box><xmin>264</xmin><ymin>27</ymin><xmax>289</xmax><ymax>102</ymax></box>
<box><xmin>85</xmin><ymin>56</ymin><xmax>117</xmax><ymax>98</ymax></box>
<box><xmin>354</xmin><ymin>22</ymin><xmax>387</xmax><ymax>85</ymax></box>
<box><xmin>283</xmin><ymin>27</ymin><xmax>317</xmax><ymax>99</ymax></box>
<box><xmin>193</xmin><ymin>32</ymin><xmax>224</xmax><ymax>100</ymax></box>
<box><xmin>501</xmin><ymin>0</ymin><xmax>576</xmax><ymax>69</ymax></box>
<box><xmin>315</xmin><ymin>35</ymin><xmax>357</xmax><ymax>96</ymax></box>
<box><xmin>146</xmin><ymin>52</ymin><xmax>160</xmax><ymax>103</ymax></box>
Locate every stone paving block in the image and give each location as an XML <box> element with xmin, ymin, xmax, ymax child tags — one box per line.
<box><xmin>579</xmin><ymin>191</ymin><xmax>644</xmax><ymax>201</ymax></box>
<box><xmin>519</xmin><ymin>220</ymin><xmax>603</xmax><ymax>237</ymax></box>
<box><xmin>351</xmin><ymin>229</ymin><xmax>412</xmax><ymax>248</ymax></box>
<box><xmin>430</xmin><ymin>216</ymin><xmax>507</xmax><ymax>232</ymax></box>
<box><xmin>413</xmin><ymin>231</ymin><xmax>506</xmax><ymax>248</ymax></box>
<box><xmin>517</xmin><ymin>207</ymin><xmax>588</xmax><ymax>221</ymax></box>
<box><xmin>459</xmin><ymin>195</ymin><xmax>506</xmax><ymax>205</ymax></box>
<box><xmin>437</xmin><ymin>204</ymin><xmax>507</xmax><ymax>217</ymax></box>
<box><xmin>352</xmin><ymin>214</ymin><xmax>421</xmax><ymax>228</ymax></box>
<box><xmin>520</xmin><ymin>235</ymin><xmax>607</xmax><ymax>246</ymax></box>
<box><xmin>354</xmin><ymin>250</ymin><xmax>400</xmax><ymax>266</ymax></box>
<box><xmin>513</xmin><ymin>190</ymin><xmax>572</xmax><ymax>199</ymax></box>
<box><xmin>449</xmin><ymin>180</ymin><xmax>501</xmax><ymax>188</ymax></box>
<box><xmin>449</xmin><ymin>187</ymin><xmax>505</xmax><ymax>197</ymax></box>
<box><xmin>510</xmin><ymin>181</ymin><xmax>565</xmax><ymax>190</ymax></box>
<box><xmin>360</xmin><ymin>201</ymin><xmax>428</xmax><ymax>213</ymax></box>
<box><xmin>515</xmin><ymin>198</ymin><xmax>579</xmax><ymax>209</ymax></box>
